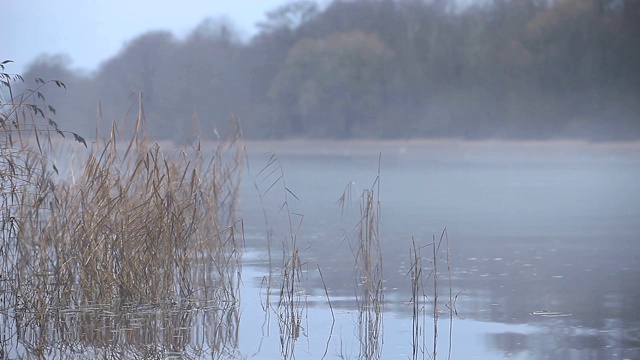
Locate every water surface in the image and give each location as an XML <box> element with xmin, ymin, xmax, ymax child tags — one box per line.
<box><xmin>238</xmin><ymin>140</ymin><xmax>640</xmax><ymax>359</ymax></box>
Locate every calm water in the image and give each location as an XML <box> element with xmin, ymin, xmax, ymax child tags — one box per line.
<box><xmin>237</xmin><ymin>140</ymin><xmax>640</xmax><ymax>359</ymax></box>
<box><xmin>4</xmin><ymin>140</ymin><xmax>639</xmax><ymax>359</ymax></box>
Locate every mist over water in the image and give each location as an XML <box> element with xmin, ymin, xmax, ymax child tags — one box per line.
<box><xmin>239</xmin><ymin>140</ymin><xmax>640</xmax><ymax>359</ymax></box>
<box><xmin>5</xmin><ymin>0</ymin><xmax>640</xmax><ymax>356</ymax></box>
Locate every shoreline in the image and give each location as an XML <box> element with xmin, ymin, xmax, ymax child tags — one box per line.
<box><xmin>240</xmin><ymin>137</ymin><xmax>640</xmax><ymax>155</ymax></box>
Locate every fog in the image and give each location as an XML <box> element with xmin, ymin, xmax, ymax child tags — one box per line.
<box><xmin>3</xmin><ymin>1</ymin><xmax>640</xmax><ymax>358</ymax></box>
<box><xmin>13</xmin><ymin>0</ymin><xmax>640</xmax><ymax>142</ymax></box>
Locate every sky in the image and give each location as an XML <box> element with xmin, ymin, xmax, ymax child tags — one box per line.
<box><xmin>3</xmin><ymin>0</ymin><xmax>292</xmax><ymax>75</ymax></box>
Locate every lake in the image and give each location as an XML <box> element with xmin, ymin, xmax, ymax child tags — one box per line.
<box><xmin>2</xmin><ymin>139</ymin><xmax>638</xmax><ymax>359</ymax></box>
<box><xmin>236</xmin><ymin>140</ymin><xmax>640</xmax><ymax>359</ymax></box>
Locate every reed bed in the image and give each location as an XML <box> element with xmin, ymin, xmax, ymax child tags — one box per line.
<box><xmin>1</xmin><ymin>67</ymin><xmax>245</xmax><ymax>358</ymax></box>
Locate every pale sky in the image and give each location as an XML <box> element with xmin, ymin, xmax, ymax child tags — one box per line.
<box><xmin>3</xmin><ymin>0</ymin><xmax>292</xmax><ymax>74</ymax></box>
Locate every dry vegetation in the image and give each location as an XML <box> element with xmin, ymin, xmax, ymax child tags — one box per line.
<box><xmin>253</xmin><ymin>154</ymin><xmax>307</xmax><ymax>360</ymax></box>
<box><xmin>1</xmin><ymin>62</ymin><xmax>245</xmax><ymax>358</ymax></box>
<box><xmin>345</xmin><ymin>160</ymin><xmax>384</xmax><ymax>359</ymax></box>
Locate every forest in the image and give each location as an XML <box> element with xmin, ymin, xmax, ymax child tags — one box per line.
<box><xmin>18</xmin><ymin>0</ymin><xmax>640</xmax><ymax>141</ymax></box>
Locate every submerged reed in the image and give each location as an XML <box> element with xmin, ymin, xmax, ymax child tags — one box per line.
<box><xmin>355</xmin><ymin>180</ymin><xmax>384</xmax><ymax>359</ymax></box>
<box><xmin>409</xmin><ymin>228</ymin><xmax>456</xmax><ymax>360</ymax></box>
<box><xmin>254</xmin><ymin>154</ymin><xmax>306</xmax><ymax>360</ymax></box>
<box><xmin>339</xmin><ymin>155</ymin><xmax>384</xmax><ymax>359</ymax></box>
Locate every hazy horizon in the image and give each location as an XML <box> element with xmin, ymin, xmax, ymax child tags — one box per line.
<box><xmin>6</xmin><ymin>0</ymin><xmax>639</xmax><ymax>141</ymax></box>
<box><xmin>4</xmin><ymin>0</ymin><xmax>302</xmax><ymax>74</ymax></box>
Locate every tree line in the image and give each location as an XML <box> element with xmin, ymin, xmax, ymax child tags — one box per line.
<box><xmin>19</xmin><ymin>0</ymin><xmax>640</xmax><ymax>141</ymax></box>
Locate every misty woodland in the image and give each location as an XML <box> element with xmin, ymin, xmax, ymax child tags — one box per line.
<box><xmin>19</xmin><ymin>0</ymin><xmax>640</xmax><ymax>141</ymax></box>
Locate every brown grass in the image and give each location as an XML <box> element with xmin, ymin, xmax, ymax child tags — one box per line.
<box><xmin>1</xmin><ymin>64</ymin><xmax>245</xmax><ymax>358</ymax></box>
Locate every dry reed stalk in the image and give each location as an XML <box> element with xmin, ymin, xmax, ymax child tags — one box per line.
<box><xmin>356</xmin><ymin>185</ymin><xmax>384</xmax><ymax>360</ymax></box>
<box><xmin>408</xmin><ymin>228</ymin><xmax>455</xmax><ymax>360</ymax></box>
<box><xmin>255</xmin><ymin>154</ymin><xmax>305</xmax><ymax>360</ymax></box>
<box><xmin>409</xmin><ymin>236</ymin><xmax>425</xmax><ymax>360</ymax></box>
<box><xmin>317</xmin><ymin>264</ymin><xmax>335</xmax><ymax>360</ymax></box>
<box><xmin>1</xmin><ymin>63</ymin><xmax>79</xmax><ymax>357</ymax></box>
<box><xmin>339</xmin><ymin>155</ymin><xmax>384</xmax><ymax>359</ymax></box>
<box><xmin>432</xmin><ymin>233</ymin><xmax>439</xmax><ymax>358</ymax></box>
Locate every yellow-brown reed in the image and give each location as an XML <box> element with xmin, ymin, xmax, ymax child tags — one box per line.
<box><xmin>15</xmin><ymin>99</ymin><xmax>242</xmax><ymax>305</ymax></box>
<box><xmin>1</xmin><ymin>66</ymin><xmax>245</xmax><ymax>357</ymax></box>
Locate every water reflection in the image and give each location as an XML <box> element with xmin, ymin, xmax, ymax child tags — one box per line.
<box><xmin>3</xmin><ymin>234</ymin><xmax>244</xmax><ymax>359</ymax></box>
<box><xmin>6</xmin><ymin>296</ymin><xmax>241</xmax><ymax>359</ymax></box>
<box><xmin>487</xmin><ymin>331</ymin><xmax>528</xmax><ymax>357</ymax></box>
<box><xmin>487</xmin><ymin>326</ymin><xmax>640</xmax><ymax>359</ymax></box>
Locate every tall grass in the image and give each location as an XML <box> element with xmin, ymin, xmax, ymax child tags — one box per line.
<box><xmin>11</xmin><ymin>100</ymin><xmax>243</xmax><ymax>303</ymax></box>
<box><xmin>1</xmin><ymin>63</ymin><xmax>246</xmax><ymax>357</ymax></box>
<box><xmin>1</xmin><ymin>60</ymin><xmax>81</xmax><ymax>358</ymax></box>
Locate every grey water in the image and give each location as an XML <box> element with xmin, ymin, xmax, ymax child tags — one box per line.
<box><xmin>237</xmin><ymin>140</ymin><xmax>640</xmax><ymax>359</ymax></box>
